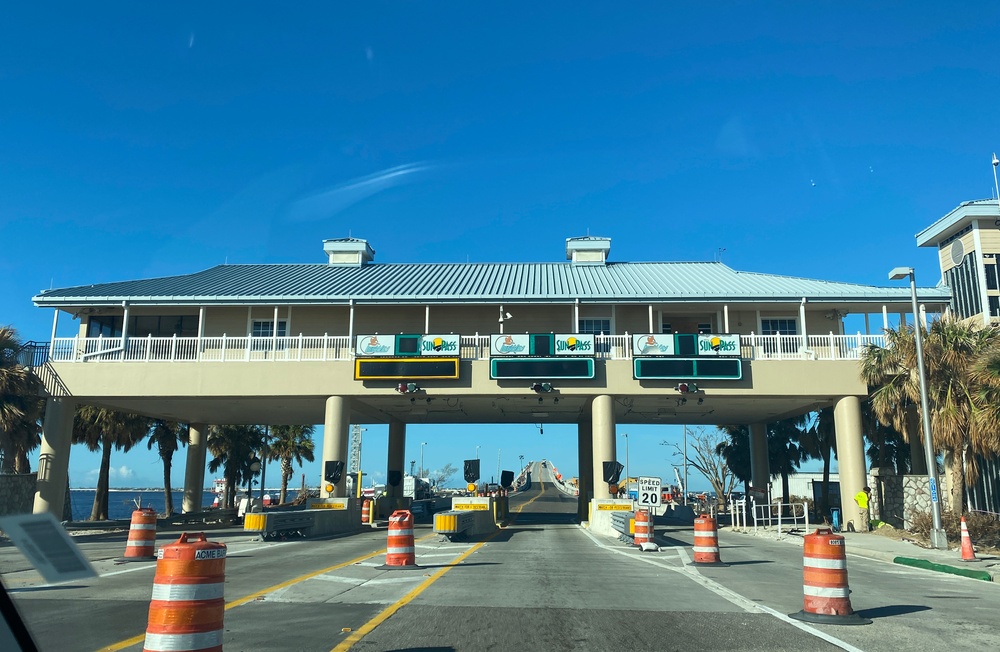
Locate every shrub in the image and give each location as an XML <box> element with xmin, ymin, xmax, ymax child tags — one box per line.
<box><xmin>910</xmin><ymin>510</ymin><xmax>1000</xmax><ymax>550</ymax></box>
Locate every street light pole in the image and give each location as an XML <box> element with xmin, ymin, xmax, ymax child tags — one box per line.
<box><xmin>889</xmin><ymin>266</ymin><xmax>948</xmax><ymax>550</ymax></box>
<box><xmin>420</xmin><ymin>442</ymin><xmax>428</xmax><ymax>478</ymax></box>
<box><xmin>476</xmin><ymin>445</ymin><xmax>480</xmax><ymax>460</ymax></box>
<box><xmin>519</xmin><ymin>454</ymin><xmax>524</xmax><ymax>472</ymax></box>
<box><xmin>620</xmin><ymin>432</ymin><xmax>629</xmax><ymax>484</ymax></box>
<box><xmin>496</xmin><ymin>448</ymin><xmax>502</xmax><ymax>484</ymax></box>
<box><xmin>683</xmin><ymin>424</ymin><xmax>688</xmax><ymax>506</ymax></box>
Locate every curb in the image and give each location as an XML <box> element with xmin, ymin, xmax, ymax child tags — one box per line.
<box><xmin>725</xmin><ymin>527</ymin><xmax>1000</xmax><ymax>582</ymax></box>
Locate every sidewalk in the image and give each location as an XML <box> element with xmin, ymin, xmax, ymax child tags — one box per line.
<box><xmin>726</xmin><ymin>524</ymin><xmax>1000</xmax><ymax>582</ymax></box>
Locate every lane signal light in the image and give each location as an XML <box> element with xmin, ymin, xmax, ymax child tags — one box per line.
<box><xmin>675</xmin><ymin>382</ymin><xmax>699</xmax><ymax>394</ymax></box>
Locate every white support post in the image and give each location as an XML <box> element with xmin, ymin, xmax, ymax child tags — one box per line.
<box><xmin>222</xmin><ymin>334</ymin><xmax>227</xmax><ymax>361</ymax></box>
<box><xmin>323</xmin><ymin>333</ymin><xmax>328</xmax><ymax>361</ymax></box>
<box><xmin>170</xmin><ymin>334</ymin><xmax>177</xmax><ymax>361</ymax></box>
<box><xmin>145</xmin><ymin>334</ymin><xmax>152</xmax><ymax>362</ymax></box>
<box><xmin>197</xmin><ymin>306</ymin><xmax>205</xmax><ymax>361</ymax></box>
<box><xmin>830</xmin><ymin>331</ymin><xmax>836</xmax><ymax>359</ymax></box>
<box><xmin>272</xmin><ymin>306</ymin><xmax>279</xmax><ymax>360</ymax></box>
<box><xmin>648</xmin><ymin>304</ymin><xmax>653</xmax><ymax>333</ymax></box>
<box><xmin>425</xmin><ymin>305</ymin><xmax>430</xmax><ymax>334</ymax></box>
<box><xmin>723</xmin><ymin>304</ymin><xmax>730</xmax><ymax>333</ymax></box>
<box><xmin>298</xmin><ymin>333</ymin><xmax>303</xmax><ymax>361</ymax></box>
<box><xmin>882</xmin><ymin>305</ymin><xmax>889</xmax><ymax>331</ymax></box>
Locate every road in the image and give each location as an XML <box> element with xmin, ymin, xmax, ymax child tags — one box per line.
<box><xmin>1</xmin><ymin>461</ymin><xmax>998</xmax><ymax>651</ymax></box>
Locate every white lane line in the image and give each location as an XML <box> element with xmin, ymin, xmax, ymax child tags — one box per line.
<box><xmin>579</xmin><ymin>527</ymin><xmax>866</xmax><ymax>652</ymax></box>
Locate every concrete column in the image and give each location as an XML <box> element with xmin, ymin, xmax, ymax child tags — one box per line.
<box><xmin>577</xmin><ymin>419</ymin><xmax>593</xmax><ymax>522</ymax></box>
<box><xmin>905</xmin><ymin>404</ymin><xmax>926</xmax><ymax>475</ymax></box>
<box><xmin>590</xmin><ymin>395</ymin><xmax>616</xmax><ymax>499</ymax></box>
<box><xmin>322</xmin><ymin>396</ymin><xmax>351</xmax><ymax>497</ymax></box>
<box><xmin>385</xmin><ymin>419</ymin><xmax>406</xmax><ymax>499</ymax></box>
<box><xmin>32</xmin><ymin>398</ymin><xmax>77</xmax><ymax>516</ymax></box>
<box><xmin>834</xmin><ymin>395</ymin><xmax>868</xmax><ymax>530</ymax></box>
<box><xmin>749</xmin><ymin>422</ymin><xmax>769</xmax><ymax>492</ymax></box>
<box><xmin>182</xmin><ymin>423</ymin><xmax>207</xmax><ymax>513</ymax></box>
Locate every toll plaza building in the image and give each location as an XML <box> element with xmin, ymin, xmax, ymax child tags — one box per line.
<box><xmin>29</xmin><ymin>235</ymin><xmax>951</xmax><ymax>529</ymax></box>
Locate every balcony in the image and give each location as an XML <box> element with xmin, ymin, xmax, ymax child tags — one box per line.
<box><xmin>28</xmin><ymin>332</ymin><xmax>885</xmax><ymax>365</ymax></box>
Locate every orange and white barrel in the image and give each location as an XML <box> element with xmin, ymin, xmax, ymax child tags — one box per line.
<box><xmin>382</xmin><ymin>510</ymin><xmax>418</xmax><ymax>568</ymax></box>
<box><xmin>361</xmin><ymin>499</ymin><xmax>372</xmax><ymax>525</ymax></box>
<box><xmin>143</xmin><ymin>532</ymin><xmax>227</xmax><ymax>652</ymax></box>
<box><xmin>790</xmin><ymin>528</ymin><xmax>870</xmax><ymax>625</ymax></box>
<box><xmin>124</xmin><ymin>508</ymin><xmax>158</xmax><ymax>560</ymax></box>
<box><xmin>691</xmin><ymin>514</ymin><xmax>725</xmax><ymax>566</ymax></box>
<box><xmin>634</xmin><ymin>509</ymin><xmax>653</xmax><ymax>546</ymax></box>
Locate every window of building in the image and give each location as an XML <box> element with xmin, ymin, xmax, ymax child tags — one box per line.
<box><xmin>87</xmin><ymin>316</ymin><xmax>123</xmax><ymax>338</ymax></box>
<box><xmin>760</xmin><ymin>318</ymin><xmax>797</xmax><ymax>336</ymax></box>
<box><xmin>252</xmin><ymin>320</ymin><xmax>288</xmax><ymax>338</ymax></box>
<box><xmin>990</xmin><ymin>296</ymin><xmax>1000</xmax><ymax>318</ymax></box>
<box><xmin>986</xmin><ymin>263</ymin><xmax>998</xmax><ymax>291</ymax></box>
<box><xmin>697</xmin><ymin>322</ymin><xmax>712</xmax><ymax>334</ymax></box>
<box><xmin>578</xmin><ymin>318</ymin><xmax>611</xmax><ymax>353</ymax></box>
<box><xmin>128</xmin><ymin>315</ymin><xmax>198</xmax><ymax>337</ymax></box>
<box><xmin>660</xmin><ymin>323</ymin><xmax>672</xmax><ymax>334</ymax></box>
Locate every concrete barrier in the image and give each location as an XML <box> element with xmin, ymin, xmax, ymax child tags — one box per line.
<box><xmin>442</xmin><ymin>496</ymin><xmax>497</xmax><ymax>538</ymax></box>
<box><xmin>589</xmin><ymin>499</ymin><xmax>635</xmax><ymax>537</ymax></box>
<box><xmin>243</xmin><ymin>498</ymin><xmax>364</xmax><ymax>538</ymax></box>
<box><xmin>434</xmin><ymin>510</ymin><xmax>477</xmax><ymax>540</ymax></box>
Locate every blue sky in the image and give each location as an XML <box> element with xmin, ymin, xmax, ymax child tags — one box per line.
<box><xmin>3</xmin><ymin>4</ymin><xmax>1000</xmax><ymax>490</ymax></box>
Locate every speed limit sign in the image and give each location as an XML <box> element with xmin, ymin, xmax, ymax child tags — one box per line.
<box><xmin>638</xmin><ymin>476</ymin><xmax>661</xmax><ymax>507</ymax></box>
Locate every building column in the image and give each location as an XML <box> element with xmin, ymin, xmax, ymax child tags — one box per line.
<box><xmin>905</xmin><ymin>404</ymin><xmax>926</xmax><ymax>475</ymax></box>
<box><xmin>322</xmin><ymin>396</ymin><xmax>351</xmax><ymax>497</ymax></box>
<box><xmin>749</xmin><ymin>422</ymin><xmax>769</xmax><ymax>493</ymax></box>
<box><xmin>577</xmin><ymin>418</ymin><xmax>593</xmax><ymax>522</ymax></box>
<box><xmin>182</xmin><ymin>423</ymin><xmax>208</xmax><ymax>513</ymax></box>
<box><xmin>834</xmin><ymin>395</ymin><xmax>868</xmax><ymax>531</ymax></box>
<box><xmin>385</xmin><ymin>419</ymin><xmax>406</xmax><ymax>499</ymax></box>
<box><xmin>590</xmin><ymin>395</ymin><xmax>616</xmax><ymax>499</ymax></box>
<box><xmin>32</xmin><ymin>398</ymin><xmax>77</xmax><ymax>517</ymax></box>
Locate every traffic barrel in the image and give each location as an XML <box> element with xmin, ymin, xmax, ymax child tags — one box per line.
<box><xmin>123</xmin><ymin>508</ymin><xmax>158</xmax><ymax>561</ymax></box>
<box><xmin>691</xmin><ymin>514</ymin><xmax>726</xmax><ymax>566</ymax></box>
<box><xmin>789</xmin><ymin>528</ymin><xmax>871</xmax><ymax>625</ymax></box>
<box><xmin>634</xmin><ymin>509</ymin><xmax>653</xmax><ymax>546</ymax></box>
<box><xmin>960</xmin><ymin>517</ymin><xmax>977</xmax><ymax>562</ymax></box>
<box><xmin>143</xmin><ymin>532</ymin><xmax>227</xmax><ymax>652</ymax></box>
<box><xmin>380</xmin><ymin>510</ymin><xmax>418</xmax><ymax>569</ymax></box>
<box><xmin>361</xmin><ymin>499</ymin><xmax>372</xmax><ymax>525</ymax></box>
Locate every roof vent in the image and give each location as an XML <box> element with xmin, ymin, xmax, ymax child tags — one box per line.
<box><xmin>566</xmin><ymin>236</ymin><xmax>611</xmax><ymax>265</ymax></box>
<box><xmin>323</xmin><ymin>238</ymin><xmax>375</xmax><ymax>266</ymax></box>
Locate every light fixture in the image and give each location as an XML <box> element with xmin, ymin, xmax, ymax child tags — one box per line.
<box><xmin>675</xmin><ymin>382</ymin><xmax>698</xmax><ymax>394</ymax></box>
<box><xmin>697</xmin><ymin>398</ymin><xmax>704</xmax><ymax>405</ymax></box>
<box><xmin>530</xmin><ymin>382</ymin><xmax>554</xmax><ymax>393</ymax></box>
<box><xmin>396</xmin><ymin>382</ymin><xmax>420</xmax><ymax>394</ymax></box>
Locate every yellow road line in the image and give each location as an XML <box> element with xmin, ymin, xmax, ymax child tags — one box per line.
<box><xmin>331</xmin><ymin>533</ymin><xmax>497</xmax><ymax>652</ymax></box>
<box><xmin>515</xmin><ymin>479</ymin><xmax>546</xmax><ymax>513</ymax></box>
<box><xmin>98</xmin><ymin>533</ymin><xmax>437</xmax><ymax>652</ymax></box>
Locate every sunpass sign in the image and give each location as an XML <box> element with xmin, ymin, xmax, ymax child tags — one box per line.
<box><xmin>697</xmin><ymin>334</ymin><xmax>740</xmax><ymax>356</ymax></box>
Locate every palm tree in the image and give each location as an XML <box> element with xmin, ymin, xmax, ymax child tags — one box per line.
<box><xmin>267</xmin><ymin>425</ymin><xmax>315</xmax><ymax>504</ymax></box>
<box><xmin>800</xmin><ymin>407</ymin><xmax>838</xmax><ymax>516</ymax></box>
<box><xmin>147</xmin><ymin>421</ymin><xmax>189</xmax><ymax>516</ymax></box>
<box><xmin>73</xmin><ymin>406</ymin><xmax>152</xmax><ymax>520</ymax></box>
<box><xmin>769</xmin><ymin>415</ymin><xmax>807</xmax><ymax>509</ymax></box>
<box><xmin>0</xmin><ymin>326</ymin><xmax>44</xmax><ymax>473</ymax></box>
<box><xmin>716</xmin><ymin>425</ymin><xmax>752</xmax><ymax>496</ymax></box>
<box><xmin>861</xmin><ymin>316</ymin><xmax>1000</xmax><ymax>513</ymax></box>
<box><xmin>207</xmin><ymin>425</ymin><xmax>264</xmax><ymax>508</ymax></box>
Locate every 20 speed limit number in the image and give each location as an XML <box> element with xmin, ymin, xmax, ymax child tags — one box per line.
<box><xmin>637</xmin><ymin>476</ymin><xmax>661</xmax><ymax>507</ymax></box>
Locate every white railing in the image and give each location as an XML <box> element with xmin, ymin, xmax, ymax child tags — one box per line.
<box><xmin>752</xmin><ymin>502</ymin><xmax>810</xmax><ymax>537</ymax></box>
<box><xmin>741</xmin><ymin>332</ymin><xmax>881</xmax><ymax>361</ymax></box>
<box><xmin>47</xmin><ymin>332</ymin><xmax>886</xmax><ymax>363</ymax></box>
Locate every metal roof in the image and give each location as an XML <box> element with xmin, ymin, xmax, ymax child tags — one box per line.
<box><xmin>916</xmin><ymin>198</ymin><xmax>1000</xmax><ymax>247</ymax></box>
<box><xmin>33</xmin><ymin>261</ymin><xmax>952</xmax><ymax>307</ymax></box>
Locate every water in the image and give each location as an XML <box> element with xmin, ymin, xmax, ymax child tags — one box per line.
<box><xmin>69</xmin><ymin>489</ymin><xmax>299</xmax><ymax>521</ymax></box>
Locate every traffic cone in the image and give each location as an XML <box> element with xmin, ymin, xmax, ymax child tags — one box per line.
<box><xmin>960</xmin><ymin>517</ymin><xmax>978</xmax><ymax>562</ymax></box>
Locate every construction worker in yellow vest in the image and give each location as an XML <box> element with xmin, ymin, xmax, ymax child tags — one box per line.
<box><xmin>853</xmin><ymin>486</ymin><xmax>871</xmax><ymax>532</ymax></box>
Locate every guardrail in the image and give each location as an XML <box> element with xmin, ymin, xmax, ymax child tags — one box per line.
<box><xmin>434</xmin><ymin>510</ymin><xmax>477</xmax><ymax>540</ymax></box>
<box><xmin>610</xmin><ymin>510</ymin><xmax>635</xmax><ymax>541</ymax></box>
<box><xmin>38</xmin><ymin>332</ymin><xmax>885</xmax><ymax>364</ymax></box>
